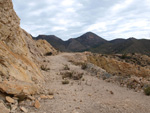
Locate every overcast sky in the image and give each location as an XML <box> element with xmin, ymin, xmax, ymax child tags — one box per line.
<box><xmin>12</xmin><ymin>0</ymin><xmax>150</xmax><ymax>40</ymax></box>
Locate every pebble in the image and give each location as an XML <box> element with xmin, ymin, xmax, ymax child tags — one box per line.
<box><xmin>34</xmin><ymin>100</ymin><xmax>40</xmax><ymax>109</ymax></box>
<box><xmin>20</xmin><ymin>107</ymin><xmax>28</xmax><ymax>113</ymax></box>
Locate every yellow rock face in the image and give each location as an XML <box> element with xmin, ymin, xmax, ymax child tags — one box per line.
<box><xmin>0</xmin><ymin>0</ymin><xmax>57</xmax><ymax>96</ymax></box>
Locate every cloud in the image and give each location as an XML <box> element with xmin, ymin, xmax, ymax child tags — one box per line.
<box><xmin>12</xmin><ymin>0</ymin><xmax>150</xmax><ymax>40</ymax></box>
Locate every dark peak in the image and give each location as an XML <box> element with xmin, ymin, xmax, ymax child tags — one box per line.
<box><xmin>78</xmin><ymin>31</ymin><xmax>105</xmax><ymax>41</ymax></box>
<box><xmin>84</xmin><ymin>31</ymin><xmax>96</xmax><ymax>35</ymax></box>
<box><xmin>38</xmin><ymin>34</ymin><xmax>57</xmax><ymax>37</ymax></box>
<box><xmin>82</xmin><ymin>32</ymin><xmax>100</xmax><ymax>37</ymax></box>
<box><xmin>37</xmin><ymin>35</ymin><xmax>61</xmax><ymax>40</ymax></box>
<box><xmin>128</xmin><ymin>37</ymin><xmax>137</xmax><ymax>40</ymax></box>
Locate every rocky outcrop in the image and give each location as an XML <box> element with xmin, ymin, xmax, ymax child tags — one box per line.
<box><xmin>0</xmin><ymin>0</ymin><xmax>57</xmax><ymax>97</ymax></box>
<box><xmin>88</xmin><ymin>54</ymin><xmax>150</xmax><ymax>77</ymax></box>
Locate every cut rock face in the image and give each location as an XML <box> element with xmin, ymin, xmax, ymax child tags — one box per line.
<box><xmin>0</xmin><ymin>0</ymin><xmax>57</xmax><ymax>96</ymax></box>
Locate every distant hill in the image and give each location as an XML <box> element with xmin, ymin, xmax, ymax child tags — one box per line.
<box><xmin>90</xmin><ymin>38</ymin><xmax>150</xmax><ymax>55</ymax></box>
<box><xmin>34</xmin><ymin>32</ymin><xmax>150</xmax><ymax>55</ymax></box>
<box><xmin>34</xmin><ymin>32</ymin><xmax>107</xmax><ymax>52</ymax></box>
<box><xmin>33</xmin><ymin>35</ymin><xmax>68</xmax><ymax>51</ymax></box>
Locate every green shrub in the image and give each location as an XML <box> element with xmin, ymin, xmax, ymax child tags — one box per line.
<box><xmin>144</xmin><ymin>87</ymin><xmax>150</xmax><ymax>96</ymax></box>
<box><xmin>62</xmin><ymin>72</ymin><xmax>73</xmax><ymax>79</ymax></box>
<box><xmin>62</xmin><ymin>80</ymin><xmax>69</xmax><ymax>84</ymax></box>
<box><xmin>121</xmin><ymin>53</ymin><xmax>127</xmax><ymax>59</ymax></box>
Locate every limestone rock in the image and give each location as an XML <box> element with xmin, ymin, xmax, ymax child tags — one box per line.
<box><xmin>0</xmin><ymin>102</ymin><xmax>10</xmax><ymax>113</ymax></box>
<box><xmin>0</xmin><ymin>81</ymin><xmax>38</xmax><ymax>96</ymax></box>
<box><xmin>0</xmin><ymin>0</ymin><xmax>57</xmax><ymax>97</ymax></box>
<box><xmin>6</xmin><ymin>96</ymin><xmax>15</xmax><ymax>103</ymax></box>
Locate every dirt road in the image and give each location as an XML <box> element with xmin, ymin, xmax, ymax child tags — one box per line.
<box><xmin>31</xmin><ymin>53</ymin><xmax>150</xmax><ymax>113</ymax></box>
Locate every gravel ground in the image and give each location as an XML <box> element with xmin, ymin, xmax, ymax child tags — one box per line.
<box><xmin>30</xmin><ymin>53</ymin><xmax>150</xmax><ymax>113</ymax></box>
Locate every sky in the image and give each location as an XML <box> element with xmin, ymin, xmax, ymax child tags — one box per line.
<box><xmin>12</xmin><ymin>0</ymin><xmax>150</xmax><ymax>40</ymax></box>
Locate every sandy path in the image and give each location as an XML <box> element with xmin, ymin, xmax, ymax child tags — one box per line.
<box><xmin>34</xmin><ymin>53</ymin><xmax>150</xmax><ymax>113</ymax></box>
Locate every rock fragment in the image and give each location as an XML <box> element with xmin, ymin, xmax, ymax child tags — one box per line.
<box><xmin>6</xmin><ymin>96</ymin><xmax>15</xmax><ymax>103</ymax></box>
<box><xmin>34</xmin><ymin>100</ymin><xmax>40</xmax><ymax>109</ymax></box>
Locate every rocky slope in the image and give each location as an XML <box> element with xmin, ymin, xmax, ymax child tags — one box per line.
<box><xmin>0</xmin><ymin>0</ymin><xmax>57</xmax><ymax>111</ymax></box>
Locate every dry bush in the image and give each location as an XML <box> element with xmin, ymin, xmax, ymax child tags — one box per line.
<box><xmin>62</xmin><ymin>71</ymin><xmax>83</xmax><ymax>80</ymax></box>
<box><xmin>41</xmin><ymin>65</ymin><xmax>50</xmax><ymax>71</ymax></box>
<box><xmin>62</xmin><ymin>80</ymin><xmax>69</xmax><ymax>84</ymax></box>
<box><xmin>62</xmin><ymin>72</ymin><xmax>73</xmax><ymax>79</ymax></box>
<box><xmin>69</xmin><ymin>60</ymin><xmax>87</xmax><ymax>70</ymax></box>
<box><xmin>63</xmin><ymin>64</ymin><xmax>70</xmax><ymax>70</ymax></box>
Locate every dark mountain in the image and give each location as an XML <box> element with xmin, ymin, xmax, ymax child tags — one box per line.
<box><xmin>66</xmin><ymin>32</ymin><xmax>107</xmax><ymax>52</ymax></box>
<box><xmin>34</xmin><ymin>32</ymin><xmax>107</xmax><ymax>52</ymax></box>
<box><xmin>34</xmin><ymin>32</ymin><xmax>150</xmax><ymax>55</ymax></box>
<box><xmin>90</xmin><ymin>38</ymin><xmax>150</xmax><ymax>55</ymax></box>
<box><xmin>34</xmin><ymin>35</ymin><xmax>68</xmax><ymax>51</ymax></box>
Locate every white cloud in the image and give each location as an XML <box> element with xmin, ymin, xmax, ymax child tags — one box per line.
<box><xmin>52</xmin><ymin>26</ymin><xmax>68</xmax><ymax>31</ymax></box>
<box><xmin>110</xmin><ymin>0</ymin><xmax>135</xmax><ymax>15</ymax></box>
<box><xmin>12</xmin><ymin>0</ymin><xmax>150</xmax><ymax>40</ymax></box>
<box><xmin>87</xmin><ymin>22</ymin><xmax>107</xmax><ymax>32</ymax></box>
<box><xmin>61</xmin><ymin>0</ymin><xmax>74</xmax><ymax>6</ymax></box>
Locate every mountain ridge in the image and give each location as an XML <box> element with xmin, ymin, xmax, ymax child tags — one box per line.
<box><xmin>34</xmin><ymin>32</ymin><xmax>107</xmax><ymax>52</ymax></box>
<box><xmin>34</xmin><ymin>32</ymin><xmax>150</xmax><ymax>55</ymax></box>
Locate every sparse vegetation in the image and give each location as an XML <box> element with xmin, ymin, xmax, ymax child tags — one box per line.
<box><xmin>62</xmin><ymin>72</ymin><xmax>73</xmax><ymax>79</ymax></box>
<box><xmin>41</xmin><ymin>65</ymin><xmax>50</xmax><ymax>71</ymax></box>
<box><xmin>144</xmin><ymin>87</ymin><xmax>150</xmax><ymax>96</ymax></box>
<box><xmin>62</xmin><ymin>80</ymin><xmax>69</xmax><ymax>84</ymax></box>
<box><xmin>63</xmin><ymin>64</ymin><xmax>70</xmax><ymax>70</ymax></box>
<box><xmin>72</xmin><ymin>72</ymin><xmax>83</xmax><ymax>80</ymax></box>
<box><xmin>81</xmin><ymin>63</ymin><xmax>87</xmax><ymax>70</ymax></box>
<box><xmin>69</xmin><ymin>60</ymin><xmax>87</xmax><ymax>70</ymax></box>
<box><xmin>120</xmin><ymin>53</ymin><xmax>131</xmax><ymax>59</ymax></box>
<box><xmin>61</xmin><ymin>71</ymin><xmax>83</xmax><ymax>80</ymax></box>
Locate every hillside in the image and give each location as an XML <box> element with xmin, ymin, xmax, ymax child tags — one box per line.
<box><xmin>35</xmin><ymin>33</ymin><xmax>150</xmax><ymax>55</ymax></box>
<box><xmin>34</xmin><ymin>35</ymin><xmax>68</xmax><ymax>52</ymax></box>
<box><xmin>90</xmin><ymin>38</ymin><xmax>150</xmax><ymax>55</ymax></box>
<box><xmin>35</xmin><ymin>32</ymin><xmax>107</xmax><ymax>52</ymax></box>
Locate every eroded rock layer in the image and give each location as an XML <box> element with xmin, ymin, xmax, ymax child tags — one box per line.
<box><xmin>0</xmin><ymin>0</ymin><xmax>57</xmax><ymax>96</ymax></box>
